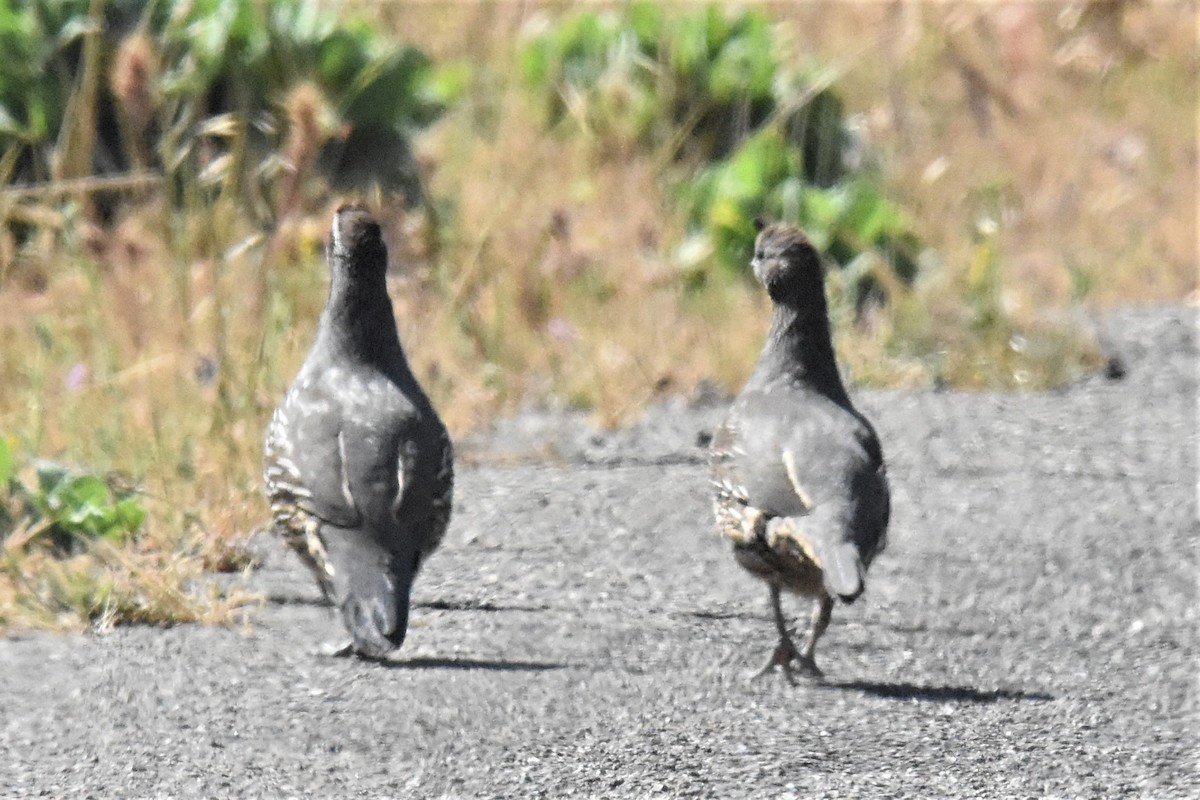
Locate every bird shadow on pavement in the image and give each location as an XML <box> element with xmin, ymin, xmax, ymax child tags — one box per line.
<box><xmin>265</xmin><ymin>596</ymin><xmax>552</xmax><ymax>613</ymax></box>
<box><xmin>415</xmin><ymin>599</ymin><xmax>551</xmax><ymax>614</ymax></box>
<box><xmin>380</xmin><ymin>656</ymin><xmax>576</xmax><ymax>672</ymax></box>
<box><xmin>825</xmin><ymin>680</ymin><xmax>1054</xmax><ymax>704</ymax></box>
<box><xmin>265</xmin><ymin>594</ymin><xmax>331</xmax><ymax>607</ymax></box>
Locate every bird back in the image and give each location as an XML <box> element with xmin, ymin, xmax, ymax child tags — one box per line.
<box><xmin>713</xmin><ymin>382</ymin><xmax>889</xmax><ymax>602</ymax></box>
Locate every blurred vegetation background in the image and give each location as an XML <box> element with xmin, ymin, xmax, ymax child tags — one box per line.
<box><xmin>0</xmin><ymin>0</ymin><xmax>1194</xmax><ymax>631</ymax></box>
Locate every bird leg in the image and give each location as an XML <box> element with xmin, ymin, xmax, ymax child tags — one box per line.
<box><xmin>751</xmin><ymin>583</ymin><xmax>802</xmax><ymax>685</ymax></box>
<box><xmin>795</xmin><ymin>594</ymin><xmax>834</xmax><ymax>681</ymax></box>
<box><xmin>751</xmin><ymin>586</ymin><xmax>830</xmax><ymax>685</ymax></box>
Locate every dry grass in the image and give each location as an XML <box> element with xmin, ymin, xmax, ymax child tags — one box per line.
<box><xmin>0</xmin><ymin>1</ymin><xmax>1194</xmax><ymax>632</ymax></box>
<box><xmin>818</xmin><ymin>2</ymin><xmax>1197</xmax><ymax>308</ymax></box>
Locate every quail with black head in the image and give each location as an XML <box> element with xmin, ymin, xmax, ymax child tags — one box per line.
<box><xmin>264</xmin><ymin>205</ymin><xmax>453</xmax><ymax>660</ymax></box>
<box><xmin>710</xmin><ymin>219</ymin><xmax>889</xmax><ymax>684</ymax></box>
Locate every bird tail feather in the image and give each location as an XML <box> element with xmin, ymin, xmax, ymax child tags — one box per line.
<box><xmin>814</xmin><ymin>540</ymin><xmax>865</xmax><ymax>603</ymax></box>
<box><xmin>767</xmin><ymin>511</ymin><xmax>867</xmax><ymax>603</ymax></box>
<box><xmin>325</xmin><ymin>534</ymin><xmax>414</xmax><ymax>659</ymax></box>
<box><xmin>799</xmin><ymin>501</ymin><xmax>868</xmax><ymax>602</ymax></box>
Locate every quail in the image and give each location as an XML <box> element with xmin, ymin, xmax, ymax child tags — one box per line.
<box><xmin>710</xmin><ymin>219</ymin><xmax>889</xmax><ymax>684</ymax></box>
<box><xmin>264</xmin><ymin>205</ymin><xmax>453</xmax><ymax>659</ymax></box>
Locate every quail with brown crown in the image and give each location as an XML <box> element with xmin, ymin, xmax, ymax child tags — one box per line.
<box><xmin>263</xmin><ymin>205</ymin><xmax>453</xmax><ymax>660</ymax></box>
<box><xmin>710</xmin><ymin>219</ymin><xmax>889</xmax><ymax>684</ymax></box>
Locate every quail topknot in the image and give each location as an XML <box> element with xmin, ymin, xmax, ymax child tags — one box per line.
<box><xmin>263</xmin><ymin>204</ymin><xmax>453</xmax><ymax>660</ymax></box>
<box><xmin>710</xmin><ymin>219</ymin><xmax>890</xmax><ymax>684</ymax></box>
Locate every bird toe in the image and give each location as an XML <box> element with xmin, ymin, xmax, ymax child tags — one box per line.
<box><xmin>750</xmin><ymin>639</ymin><xmax>802</xmax><ymax>686</ymax></box>
<box><xmin>795</xmin><ymin>655</ymin><xmax>824</xmax><ymax>682</ymax></box>
<box><xmin>316</xmin><ymin>640</ymin><xmax>355</xmax><ymax>658</ymax></box>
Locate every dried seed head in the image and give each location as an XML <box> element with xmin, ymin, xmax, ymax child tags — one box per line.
<box><xmin>111</xmin><ymin>33</ymin><xmax>159</xmax><ymax>139</ymax></box>
<box><xmin>283</xmin><ymin>82</ymin><xmax>335</xmax><ymax>172</ymax></box>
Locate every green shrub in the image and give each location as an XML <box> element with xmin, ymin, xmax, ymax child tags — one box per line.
<box><xmin>0</xmin><ymin>0</ymin><xmax>463</xmax><ymax>210</ymax></box>
<box><xmin>0</xmin><ymin>436</ymin><xmax>145</xmax><ymax>554</ymax></box>
<box><xmin>678</xmin><ymin>129</ymin><xmax>920</xmax><ymax>305</ymax></box>
<box><xmin>520</xmin><ymin>4</ymin><xmax>778</xmax><ymax>162</ymax></box>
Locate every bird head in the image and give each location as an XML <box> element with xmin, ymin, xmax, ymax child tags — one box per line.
<box><xmin>329</xmin><ymin>204</ymin><xmax>387</xmax><ymax>276</ymax></box>
<box><xmin>750</xmin><ymin>218</ymin><xmax>825</xmax><ymax>305</ymax></box>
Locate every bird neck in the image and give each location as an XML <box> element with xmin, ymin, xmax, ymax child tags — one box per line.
<box><xmin>320</xmin><ymin>266</ymin><xmax>409</xmax><ymax>371</ymax></box>
<box><xmin>750</xmin><ymin>297</ymin><xmax>851</xmax><ymax>405</ymax></box>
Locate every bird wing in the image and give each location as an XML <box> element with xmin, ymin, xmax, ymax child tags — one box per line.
<box><xmin>779</xmin><ymin>407</ymin><xmax>889</xmax><ymax>598</ymax></box>
<box><xmin>732</xmin><ymin>388</ymin><xmax>880</xmax><ymax>512</ymax></box>
<box><xmin>263</xmin><ymin>396</ymin><xmax>363</xmax><ymax>529</ymax></box>
<box><xmin>723</xmin><ymin>387</ymin><xmax>889</xmax><ymax>600</ymax></box>
<box><xmin>721</xmin><ymin>389</ymin><xmax>837</xmax><ymax>517</ymax></box>
<box><xmin>326</xmin><ymin>394</ymin><xmax>414</xmax><ymax>532</ymax></box>
<box><xmin>413</xmin><ymin>427</ymin><xmax>454</xmax><ymax>561</ymax></box>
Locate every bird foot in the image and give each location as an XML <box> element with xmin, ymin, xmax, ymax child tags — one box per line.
<box><xmin>316</xmin><ymin>640</ymin><xmax>355</xmax><ymax>658</ymax></box>
<box><xmin>750</xmin><ymin>641</ymin><xmax>824</xmax><ymax>686</ymax></box>
<box><xmin>794</xmin><ymin>654</ymin><xmax>824</xmax><ymax>683</ymax></box>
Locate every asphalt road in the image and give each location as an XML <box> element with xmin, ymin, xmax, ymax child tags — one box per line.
<box><xmin>1</xmin><ymin>307</ymin><xmax>1196</xmax><ymax>799</ymax></box>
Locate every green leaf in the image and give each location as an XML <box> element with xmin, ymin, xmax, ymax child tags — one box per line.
<box><xmin>344</xmin><ymin>47</ymin><xmax>436</xmax><ymax>128</ymax></box>
<box><xmin>668</xmin><ymin>12</ymin><xmax>709</xmax><ymax>78</ymax></box>
<box><xmin>0</xmin><ymin>436</ymin><xmax>12</xmax><ymax>487</ymax></box>
<box><xmin>708</xmin><ymin>196</ymin><xmax>745</xmax><ymax>232</ymax></box>
<box><xmin>706</xmin><ymin>13</ymin><xmax>774</xmax><ymax>101</ymax></box>
<box><xmin>718</xmin><ymin>130</ymin><xmax>787</xmax><ymax>201</ymax></box>
<box><xmin>316</xmin><ymin>28</ymin><xmax>367</xmax><ymax>88</ymax></box>
<box><xmin>188</xmin><ymin>0</ymin><xmax>237</xmax><ymax>71</ymax></box>
<box><xmin>423</xmin><ymin>61</ymin><xmax>470</xmax><ymax>108</ymax></box>
<box><xmin>55</xmin><ymin>476</ymin><xmax>109</xmax><ymax>533</ymax></box>
<box><xmin>559</xmin><ymin>13</ymin><xmax>611</xmax><ymax>88</ymax></box>
<box><xmin>518</xmin><ymin>37</ymin><xmax>549</xmax><ymax>86</ymax></box>
<box><xmin>113</xmin><ymin>497</ymin><xmax>147</xmax><ymax>536</ymax></box>
<box><xmin>626</xmin><ymin>2</ymin><xmax>662</xmax><ymax>51</ymax></box>
<box><xmin>800</xmin><ymin>185</ymin><xmax>848</xmax><ymax>234</ymax></box>
<box><xmin>702</xmin><ymin>6</ymin><xmax>732</xmax><ymax>55</ymax></box>
<box><xmin>841</xmin><ymin>181</ymin><xmax>889</xmax><ymax>246</ymax></box>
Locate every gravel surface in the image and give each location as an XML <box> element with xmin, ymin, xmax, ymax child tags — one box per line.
<box><xmin>1</xmin><ymin>307</ymin><xmax>1196</xmax><ymax>799</ymax></box>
